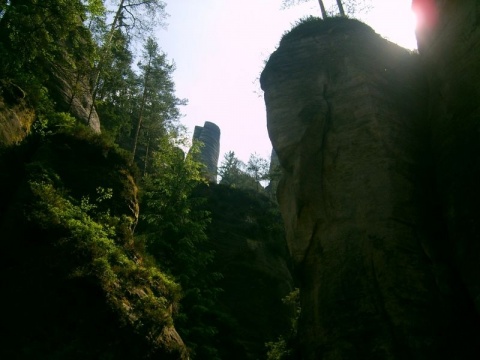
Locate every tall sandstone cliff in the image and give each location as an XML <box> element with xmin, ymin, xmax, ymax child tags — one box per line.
<box><xmin>193</xmin><ymin>121</ymin><xmax>221</xmax><ymax>183</ymax></box>
<box><xmin>414</xmin><ymin>0</ymin><xmax>480</xmax><ymax>322</ymax></box>
<box><xmin>261</xmin><ymin>5</ymin><xmax>480</xmax><ymax>359</ymax></box>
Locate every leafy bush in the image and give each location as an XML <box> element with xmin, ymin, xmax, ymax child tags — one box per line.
<box><xmin>139</xmin><ymin>132</ymin><xmax>222</xmax><ymax>359</ymax></box>
<box><xmin>265</xmin><ymin>288</ymin><xmax>300</xmax><ymax>360</ymax></box>
<box><xmin>28</xmin><ymin>170</ymin><xmax>181</xmax><ymax>332</ymax></box>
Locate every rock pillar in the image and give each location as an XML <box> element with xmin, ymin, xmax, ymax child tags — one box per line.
<box><xmin>414</xmin><ymin>0</ymin><xmax>480</xmax><ymax>340</ymax></box>
<box><xmin>261</xmin><ymin>18</ymin><xmax>455</xmax><ymax>359</ymax></box>
<box><xmin>192</xmin><ymin>121</ymin><xmax>221</xmax><ymax>183</ymax></box>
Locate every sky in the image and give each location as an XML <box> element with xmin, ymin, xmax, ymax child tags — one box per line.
<box><xmin>157</xmin><ymin>0</ymin><xmax>417</xmax><ymax>165</ymax></box>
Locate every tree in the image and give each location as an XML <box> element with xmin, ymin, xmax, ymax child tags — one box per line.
<box><xmin>88</xmin><ymin>0</ymin><xmax>167</xmax><ymax>121</ymax></box>
<box><xmin>0</xmin><ymin>0</ymin><xmax>97</xmax><ymax>116</ymax></box>
<box><xmin>219</xmin><ymin>151</ymin><xmax>271</xmax><ymax>192</ymax></box>
<box><xmin>246</xmin><ymin>153</ymin><xmax>270</xmax><ymax>192</ymax></box>
<box><xmin>336</xmin><ymin>0</ymin><xmax>345</xmax><ymax>16</ymax></box>
<box><xmin>282</xmin><ymin>0</ymin><xmax>328</xmax><ymax>18</ymax></box>
<box><xmin>141</xmin><ymin>132</ymin><xmax>211</xmax><ymax>277</ymax></box>
<box><xmin>282</xmin><ymin>0</ymin><xmax>371</xmax><ymax>18</ymax></box>
<box><xmin>140</xmin><ymin>131</ymin><xmax>221</xmax><ymax>359</ymax></box>
<box><xmin>95</xmin><ymin>29</ymin><xmax>139</xmax><ymax>142</ymax></box>
<box><xmin>0</xmin><ymin>1</ymin><xmax>11</xmax><ymax>22</ymax></box>
<box><xmin>218</xmin><ymin>151</ymin><xmax>245</xmax><ymax>187</ymax></box>
<box><xmin>131</xmin><ymin>37</ymin><xmax>186</xmax><ymax>167</ymax></box>
<box><xmin>107</xmin><ymin>0</ymin><xmax>166</xmax><ymax>38</ymax></box>
<box><xmin>265</xmin><ymin>289</ymin><xmax>301</xmax><ymax>360</ymax></box>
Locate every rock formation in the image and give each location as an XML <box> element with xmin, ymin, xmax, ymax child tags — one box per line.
<box><xmin>261</xmin><ymin>12</ymin><xmax>480</xmax><ymax>359</ymax></box>
<box><xmin>197</xmin><ymin>184</ymin><xmax>294</xmax><ymax>359</ymax></box>
<box><xmin>265</xmin><ymin>148</ymin><xmax>281</xmax><ymax>199</ymax></box>
<box><xmin>47</xmin><ymin>63</ymin><xmax>101</xmax><ymax>133</ymax></box>
<box><xmin>414</xmin><ymin>0</ymin><xmax>480</xmax><ymax>320</ymax></box>
<box><xmin>192</xmin><ymin>121</ymin><xmax>221</xmax><ymax>182</ymax></box>
<box><xmin>0</xmin><ymin>5</ymin><xmax>101</xmax><ymax>135</ymax></box>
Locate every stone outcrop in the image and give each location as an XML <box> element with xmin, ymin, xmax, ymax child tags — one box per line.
<box><xmin>47</xmin><ymin>62</ymin><xmax>101</xmax><ymax>133</ymax></box>
<box><xmin>261</xmin><ymin>14</ymin><xmax>480</xmax><ymax>359</ymax></box>
<box><xmin>414</xmin><ymin>0</ymin><xmax>480</xmax><ymax>319</ymax></box>
<box><xmin>0</xmin><ymin>5</ymin><xmax>101</xmax><ymax>134</ymax></box>
<box><xmin>192</xmin><ymin>121</ymin><xmax>221</xmax><ymax>182</ymax></box>
<box><xmin>197</xmin><ymin>184</ymin><xmax>294</xmax><ymax>359</ymax></box>
<box><xmin>265</xmin><ymin>148</ymin><xmax>281</xmax><ymax>199</ymax></box>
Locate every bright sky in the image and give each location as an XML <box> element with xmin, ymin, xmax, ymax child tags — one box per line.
<box><xmin>157</xmin><ymin>0</ymin><xmax>417</xmax><ymax>165</ymax></box>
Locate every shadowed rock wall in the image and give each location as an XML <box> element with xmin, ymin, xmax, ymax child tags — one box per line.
<box><xmin>261</xmin><ymin>16</ymin><xmax>480</xmax><ymax>359</ymax></box>
<box><xmin>193</xmin><ymin>121</ymin><xmax>221</xmax><ymax>183</ymax></box>
<box><xmin>48</xmin><ymin>64</ymin><xmax>101</xmax><ymax>133</ymax></box>
<box><xmin>196</xmin><ymin>184</ymin><xmax>294</xmax><ymax>359</ymax></box>
<box><xmin>414</xmin><ymin>0</ymin><xmax>480</xmax><ymax>321</ymax></box>
<box><xmin>265</xmin><ymin>148</ymin><xmax>281</xmax><ymax>199</ymax></box>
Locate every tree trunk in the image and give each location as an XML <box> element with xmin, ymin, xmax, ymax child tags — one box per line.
<box><xmin>336</xmin><ymin>0</ymin><xmax>346</xmax><ymax>16</ymax></box>
<box><xmin>317</xmin><ymin>0</ymin><xmax>328</xmax><ymax>19</ymax></box>
<box><xmin>143</xmin><ymin>133</ymin><xmax>150</xmax><ymax>176</ymax></box>
<box><xmin>88</xmin><ymin>0</ymin><xmax>126</xmax><ymax>122</ymax></box>
<box><xmin>131</xmin><ymin>58</ymin><xmax>152</xmax><ymax>163</ymax></box>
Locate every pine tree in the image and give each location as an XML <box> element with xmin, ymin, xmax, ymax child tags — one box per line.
<box><xmin>88</xmin><ymin>0</ymin><xmax>167</xmax><ymax>122</ymax></box>
<box><xmin>95</xmin><ymin>29</ymin><xmax>139</xmax><ymax>142</ymax></box>
<box><xmin>218</xmin><ymin>151</ymin><xmax>245</xmax><ymax>186</ymax></box>
<box><xmin>131</xmin><ymin>37</ymin><xmax>186</xmax><ymax>168</ymax></box>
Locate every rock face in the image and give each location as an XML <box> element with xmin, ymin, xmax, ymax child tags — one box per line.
<box><xmin>192</xmin><ymin>121</ymin><xmax>221</xmax><ymax>182</ymax></box>
<box><xmin>265</xmin><ymin>148</ymin><xmax>281</xmax><ymax>199</ymax></box>
<box><xmin>0</xmin><ymin>5</ymin><xmax>101</xmax><ymax>134</ymax></box>
<box><xmin>414</xmin><ymin>0</ymin><xmax>480</xmax><ymax>320</ymax></box>
<box><xmin>261</xmin><ymin>16</ymin><xmax>480</xmax><ymax>359</ymax></box>
<box><xmin>47</xmin><ymin>63</ymin><xmax>101</xmax><ymax>133</ymax></box>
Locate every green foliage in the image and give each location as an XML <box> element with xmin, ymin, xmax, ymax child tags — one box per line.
<box><xmin>265</xmin><ymin>288</ymin><xmax>300</xmax><ymax>360</ymax></box>
<box><xmin>0</xmin><ymin>130</ymin><xmax>189</xmax><ymax>358</ymax></box>
<box><xmin>246</xmin><ymin>152</ymin><xmax>270</xmax><ymax>190</ymax></box>
<box><xmin>1</xmin><ymin>2</ymin><xmax>292</xmax><ymax>358</ymax></box>
<box><xmin>33</xmin><ymin>110</ymin><xmax>77</xmax><ymax>136</ymax></box>
<box><xmin>0</xmin><ymin>0</ymin><xmax>254</xmax><ymax>358</ymax></box>
<box><xmin>83</xmin><ymin>0</ymin><xmax>105</xmax><ymax>17</ymax></box>
<box><xmin>280</xmin><ymin>15</ymin><xmax>371</xmax><ymax>45</ymax></box>
<box><xmin>139</xmin><ymin>130</ymin><xmax>222</xmax><ymax>358</ymax></box>
<box><xmin>131</xmin><ymin>37</ymin><xmax>186</xmax><ymax>165</ymax></box>
<box><xmin>0</xmin><ymin>0</ymin><xmax>96</xmax><ymax>105</ymax></box>
<box><xmin>266</xmin><ymin>337</ymin><xmax>290</xmax><ymax>360</ymax></box>
<box><xmin>108</xmin><ymin>0</ymin><xmax>167</xmax><ymax>37</ymax></box>
<box><xmin>282</xmin><ymin>288</ymin><xmax>301</xmax><ymax>332</ymax></box>
<box><xmin>26</xmin><ymin>154</ymin><xmax>180</xmax><ymax>331</ymax></box>
<box><xmin>197</xmin><ymin>183</ymin><xmax>293</xmax><ymax>359</ymax></box>
<box><xmin>219</xmin><ymin>151</ymin><xmax>271</xmax><ymax>193</ymax></box>
<box><xmin>218</xmin><ymin>150</ymin><xmax>246</xmax><ymax>187</ymax></box>
<box><xmin>95</xmin><ymin>29</ymin><xmax>138</xmax><ymax>141</ymax></box>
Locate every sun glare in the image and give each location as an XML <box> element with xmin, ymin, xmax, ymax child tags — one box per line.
<box><xmin>363</xmin><ymin>1</ymin><xmax>418</xmax><ymax>50</ymax></box>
